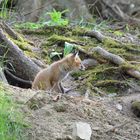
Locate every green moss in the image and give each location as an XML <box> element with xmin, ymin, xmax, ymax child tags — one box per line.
<box><xmin>47</xmin><ymin>34</ymin><xmax>82</xmax><ymax>45</ymax></box>
<box><xmin>102</xmin><ymin>86</ymin><xmax>118</xmax><ymax>94</ymax></box>
<box><xmin>94</xmin><ymin>80</ymin><xmax>126</xmax><ymax>87</ymax></box>
<box><xmin>71</xmin><ymin>26</ymin><xmax>88</xmax><ymax>36</ymax></box>
<box><xmin>120</xmin><ymin>62</ymin><xmax>140</xmax><ymax>71</ymax></box>
<box><xmin>103</xmin><ymin>38</ymin><xmax>120</xmax><ymax>48</ymax></box>
<box><xmin>24</xmin><ymin>51</ymin><xmax>37</xmax><ymax>58</ymax></box>
<box><xmin>71</xmin><ymin>70</ymin><xmax>85</xmax><ymax>79</ymax></box>
<box><xmin>13</xmin><ymin>39</ymin><xmax>33</xmax><ymax>51</ymax></box>
<box><xmin>17</xmin><ymin>24</ymin><xmax>140</xmax><ymax>96</ymax></box>
<box><xmin>107</xmin><ymin>48</ymin><xmax>126</xmax><ymax>55</ymax></box>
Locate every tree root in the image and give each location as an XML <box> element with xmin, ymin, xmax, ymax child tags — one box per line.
<box><xmin>90</xmin><ymin>46</ymin><xmax>140</xmax><ymax>79</ymax></box>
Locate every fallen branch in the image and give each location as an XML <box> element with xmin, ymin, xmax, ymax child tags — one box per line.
<box><xmin>86</xmin><ymin>30</ymin><xmax>123</xmax><ymax>45</ymax></box>
<box><xmin>91</xmin><ymin>46</ymin><xmax>140</xmax><ymax>79</ymax></box>
<box><xmin>105</xmin><ymin>121</ymin><xmax>130</xmax><ymax>133</ymax></box>
<box><xmin>86</xmin><ymin>30</ymin><xmax>105</xmax><ymax>42</ymax></box>
<box><xmin>85</xmin><ymin>30</ymin><xmax>140</xmax><ymax>53</ymax></box>
<box><xmin>91</xmin><ymin>46</ymin><xmax>125</xmax><ymax>65</ymax></box>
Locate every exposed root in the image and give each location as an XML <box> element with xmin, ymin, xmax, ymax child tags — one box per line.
<box><xmin>91</xmin><ymin>46</ymin><xmax>140</xmax><ymax>79</ymax></box>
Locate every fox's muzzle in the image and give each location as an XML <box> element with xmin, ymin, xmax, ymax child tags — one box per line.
<box><xmin>79</xmin><ymin>63</ymin><xmax>85</xmax><ymax>71</ymax></box>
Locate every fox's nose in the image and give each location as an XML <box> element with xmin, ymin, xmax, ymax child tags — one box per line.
<box><xmin>80</xmin><ymin>63</ymin><xmax>85</xmax><ymax>71</ymax></box>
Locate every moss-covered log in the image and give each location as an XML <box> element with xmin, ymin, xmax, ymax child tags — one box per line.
<box><xmin>0</xmin><ymin>28</ymin><xmax>40</xmax><ymax>81</ymax></box>
<box><xmin>90</xmin><ymin>46</ymin><xmax>140</xmax><ymax>79</ymax></box>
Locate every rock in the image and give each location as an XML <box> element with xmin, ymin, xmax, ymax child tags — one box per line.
<box><xmin>116</xmin><ymin>103</ymin><xmax>123</xmax><ymax>111</ymax></box>
<box><xmin>82</xmin><ymin>59</ymin><xmax>98</xmax><ymax>69</ymax></box>
<box><xmin>131</xmin><ymin>100</ymin><xmax>140</xmax><ymax>117</ymax></box>
<box><xmin>72</xmin><ymin>122</ymin><xmax>92</xmax><ymax>140</ymax></box>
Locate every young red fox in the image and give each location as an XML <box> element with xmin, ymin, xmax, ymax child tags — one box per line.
<box><xmin>32</xmin><ymin>52</ymin><xmax>85</xmax><ymax>93</ymax></box>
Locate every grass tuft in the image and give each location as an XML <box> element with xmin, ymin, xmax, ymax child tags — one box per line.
<box><xmin>0</xmin><ymin>86</ymin><xmax>26</xmax><ymax>140</ymax></box>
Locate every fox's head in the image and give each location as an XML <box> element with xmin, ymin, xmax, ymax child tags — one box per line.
<box><xmin>67</xmin><ymin>52</ymin><xmax>85</xmax><ymax>71</ymax></box>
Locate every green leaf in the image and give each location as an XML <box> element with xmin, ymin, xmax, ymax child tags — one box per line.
<box><xmin>114</xmin><ymin>31</ymin><xmax>124</xmax><ymax>36</ymax></box>
<box><xmin>46</xmin><ymin>9</ymin><xmax>69</xmax><ymax>26</ymax></box>
<box><xmin>64</xmin><ymin>42</ymin><xmax>74</xmax><ymax>56</ymax></box>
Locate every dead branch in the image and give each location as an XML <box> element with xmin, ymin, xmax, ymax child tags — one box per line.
<box><xmin>86</xmin><ymin>30</ymin><xmax>105</xmax><ymax>42</ymax></box>
<box><xmin>105</xmin><ymin>121</ymin><xmax>130</xmax><ymax>133</ymax></box>
<box><xmin>85</xmin><ymin>30</ymin><xmax>124</xmax><ymax>45</ymax></box>
<box><xmin>91</xmin><ymin>46</ymin><xmax>125</xmax><ymax>65</ymax></box>
<box><xmin>91</xmin><ymin>46</ymin><xmax>140</xmax><ymax>79</ymax></box>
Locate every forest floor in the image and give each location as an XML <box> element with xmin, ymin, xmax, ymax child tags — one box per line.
<box><xmin>3</xmin><ymin>22</ymin><xmax>140</xmax><ymax>140</ymax></box>
<box><xmin>5</xmin><ymin>80</ymin><xmax>140</xmax><ymax>140</ymax></box>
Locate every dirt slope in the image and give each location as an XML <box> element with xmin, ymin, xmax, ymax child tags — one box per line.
<box><xmin>5</xmin><ymin>83</ymin><xmax>140</xmax><ymax>140</ymax></box>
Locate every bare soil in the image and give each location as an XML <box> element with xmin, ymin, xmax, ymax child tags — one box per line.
<box><xmin>5</xmin><ymin>77</ymin><xmax>140</xmax><ymax>140</ymax></box>
<box><xmin>7</xmin><ymin>25</ymin><xmax>140</xmax><ymax>140</ymax></box>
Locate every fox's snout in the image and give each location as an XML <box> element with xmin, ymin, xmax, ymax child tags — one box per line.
<box><xmin>79</xmin><ymin>63</ymin><xmax>85</xmax><ymax>71</ymax></box>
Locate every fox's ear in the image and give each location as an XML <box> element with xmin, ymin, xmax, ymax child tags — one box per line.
<box><xmin>73</xmin><ymin>51</ymin><xmax>79</xmax><ymax>57</ymax></box>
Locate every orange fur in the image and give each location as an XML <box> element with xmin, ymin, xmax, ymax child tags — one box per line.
<box><xmin>32</xmin><ymin>53</ymin><xmax>85</xmax><ymax>92</ymax></box>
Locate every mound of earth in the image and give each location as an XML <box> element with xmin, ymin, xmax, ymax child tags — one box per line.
<box><xmin>4</xmin><ymin>82</ymin><xmax>140</xmax><ymax>140</ymax></box>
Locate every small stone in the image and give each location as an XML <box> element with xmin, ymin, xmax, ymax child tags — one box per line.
<box><xmin>116</xmin><ymin>104</ymin><xmax>123</xmax><ymax>111</ymax></box>
<box><xmin>65</xmin><ymin>135</ymin><xmax>73</xmax><ymax>140</ymax></box>
<box><xmin>82</xmin><ymin>59</ymin><xmax>98</xmax><ymax>69</ymax></box>
<box><xmin>72</xmin><ymin>122</ymin><xmax>92</xmax><ymax>140</ymax></box>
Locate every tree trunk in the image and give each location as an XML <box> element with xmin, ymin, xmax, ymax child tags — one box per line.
<box><xmin>0</xmin><ymin>27</ymin><xmax>41</xmax><ymax>81</ymax></box>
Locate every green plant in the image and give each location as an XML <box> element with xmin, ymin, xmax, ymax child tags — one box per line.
<box><xmin>0</xmin><ymin>0</ymin><xmax>9</xmax><ymax>19</ymax></box>
<box><xmin>113</xmin><ymin>30</ymin><xmax>124</xmax><ymax>36</ymax></box>
<box><xmin>64</xmin><ymin>42</ymin><xmax>74</xmax><ymax>56</ymax></box>
<box><xmin>46</xmin><ymin>9</ymin><xmax>69</xmax><ymax>26</ymax></box>
<box><xmin>0</xmin><ymin>87</ymin><xmax>26</xmax><ymax>140</ymax></box>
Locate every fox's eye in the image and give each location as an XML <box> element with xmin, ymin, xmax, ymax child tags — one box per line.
<box><xmin>75</xmin><ymin>57</ymin><xmax>80</xmax><ymax>62</ymax></box>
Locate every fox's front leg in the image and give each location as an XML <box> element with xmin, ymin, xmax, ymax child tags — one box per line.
<box><xmin>59</xmin><ymin>82</ymin><xmax>65</xmax><ymax>93</ymax></box>
<box><xmin>59</xmin><ymin>82</ymin><xmax>76</xmax><ymax>94</ymax></box>
<box><xmin>54</xmin><ymin>82</ymin><xmax>75</xmax><ymax>94</ymax></box>
<box><xmin>52</xmin><ymin>82</ymin><xmax>64</xmax><ymax>93</ymax></box>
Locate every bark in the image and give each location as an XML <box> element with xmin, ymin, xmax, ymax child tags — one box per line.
<box><xmin>0</xmin><ymin>27</ymin><xmax>41</xmax><ymax>81</ymax></box>
<box><xmin>91</xmin><ymin>46</ymin><xmax>140</xmax><ymax>79</ymax></box>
